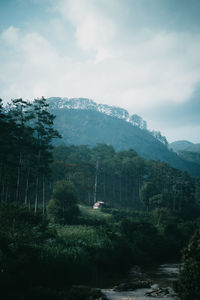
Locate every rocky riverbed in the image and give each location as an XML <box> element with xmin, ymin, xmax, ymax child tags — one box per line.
<box><xmin>101</xmin><ymin>263</ymin><xmax>180</xmax><ymax>300</ymax></box>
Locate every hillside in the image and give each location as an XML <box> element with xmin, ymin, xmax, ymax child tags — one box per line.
<box><xmin>169</xmin><ymin>141</ymin><xmax>200</xmax><ymax>166</ymax></box>
<box><xmin>169</xmin><ymin>140</ymin><xmax>194</xmax><ymax>152</ymax></box>
<box><xmin>47</xmin><ymin>97</ymin><xmax>200</xmax><ymax>175</ymax></box>
<box><xmin>169</xmin><ymin>140</ymin><xmax>200</xmax><ymax>153</ymax></box>
<box><xmin>178</xmin><ymin>151</ymin><xmax>200</xmax><ymax>165</ymax></box>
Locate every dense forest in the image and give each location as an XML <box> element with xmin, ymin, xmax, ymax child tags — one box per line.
<box><xmin>0</xmin><ymin>98</ymin><xmax>200</xmax><ymax>300</ymax></box>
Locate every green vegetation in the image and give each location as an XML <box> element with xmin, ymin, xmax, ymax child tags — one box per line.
<box><xmin>47</xmin><ymin>181</ymin><xmax>79</xmax><ymax>224</ymax></box>
<box><xmin>170</xmin><ymin>140</ymin><xmax>200</xmax><ymax>167</ymax></box>
<box><xmin>0</xmin><ymin>203</ymin><xmax>200</xmax><ymax>299</ymax></box>
<box><xmin>176</xmin><ymin>228</ymin><xmax>200</xmax><ymax>300</ymax></box>
<box><xmin>1</xmin><ymin>98</ymin><xmax>200</xmax><ymax>299</ymax></box>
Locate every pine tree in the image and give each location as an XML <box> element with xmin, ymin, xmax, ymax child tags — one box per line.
<box><xmin>32</xmin><ymin>97</ymin><xmax>61</xmax><ymax>214</ymax></box>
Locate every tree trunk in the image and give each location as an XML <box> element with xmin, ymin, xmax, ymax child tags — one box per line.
<box><xmin>42</xmin><ymin>175</ymin><xmax>45</xmax><ymax>215</ymax></box>
<box><xmin>93</xmin><ymin>160</ymin><xmax>99</xmax><ymax>204</ymax></box>
<box><xmin>24</xmin><ymin>171</ymin><xmax>29</xmax><ymax>205</ymax></box>
<box><xmin>16</xmin><ymin>152</ymin><xmax>22</xmax><ymax>203</ymax></box>
<box><xmin>34</xmin><ymin>176</ymin><xmax>39</xmax><ymax>215</ymax></box>
<box><xmin>1</xmin><ymin>181</ymin><xmax>5</xmax><ymax>203</ymax></box>
<box><xmin>5</xmin><ymin>185</ymin><xmax>8</xmax><ymax>203</ymax></box>
<box><xmin>119</xmin><ymin>173</ymin><xmax>122</xmax><ymax>204</ymax></box>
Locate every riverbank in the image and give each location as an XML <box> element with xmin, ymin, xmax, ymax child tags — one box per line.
<box><xmin>101</xmin><ymin>263</ymin><xmax>180</xmax><ymax>300</ymax></box>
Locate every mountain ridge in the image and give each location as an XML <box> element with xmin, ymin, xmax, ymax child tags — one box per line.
<box><xmin>47</xmin><ymin>97</ymin><xmax>168</xmax><ymax>145</ymax></box>
<box><xmin>47</xmin><ymin>97</ymin><xmax>200</xmax><ymax>176</ymax></box>
<box><xmin>47</xmin><ymin>97</ymin><xmax>148</xmax><ymax>129</ymax></box>
<box><xmin>169</xmin><ymin>140</ymin><xmax>200</xmax><ymax>153</ymax></box>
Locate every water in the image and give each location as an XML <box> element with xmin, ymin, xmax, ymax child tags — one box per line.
<box><xmin>102</xmin><ymin>263</ymin><xmax>180</xmax><ymax>300</ymax></box>
<box><xmin>102</xmin><ymin>289</ymin><xmax>176</xmax><ymax>300</ymax></box>
<box><xmin>145</xmin><ymin>263</ymin><xmax>180</xmax><ymax>286</ymax></box>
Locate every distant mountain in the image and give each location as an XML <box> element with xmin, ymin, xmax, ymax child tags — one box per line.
<box><xmin>169</xmin><ymin>140</ymin><xmax>194</xmax><ymax>152</ymax></box>
<box><xmin>47</xmin><ymin>97</ymin><xmax>200</xmax><ymax>176</ymax></box>
<box><xmin>189</xmin><ymin>144</ymin><xmax>200</xmax><ymax>153</ymax></box>
<box><xmin>169</xmin><ymin>140</ymin><xmax>200</xmax><ymax>153</ymax></box>
<box><xmin>169</xmin><ymin>140</ymin><xmax>200</xmax><ymax>166</ymax></box>
<box><xmin>177</xmin><ymin>151</ymin><xmax>200</xmax><ymax>166</ymax></box>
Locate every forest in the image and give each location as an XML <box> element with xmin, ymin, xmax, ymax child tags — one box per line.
<box><xmin>0</xmin><ymin>98</ymin><xmax>200</xmax><ymax>300</ymax></box>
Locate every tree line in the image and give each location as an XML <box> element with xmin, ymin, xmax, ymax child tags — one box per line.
<box><xmin>52</xmin><ymin>143</ymin><xmax>200</xmax><ymax>220</ymax></box>
<box><xmin>0</xmin><ymin>98</ymin><xmax>60</xmax><ymax>214</ymax></box>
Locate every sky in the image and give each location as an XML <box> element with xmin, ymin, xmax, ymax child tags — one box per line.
<box><xmin>0</xmin><ymin>0</ymin><xmax>200</xmax><ymax>143</ymax></box>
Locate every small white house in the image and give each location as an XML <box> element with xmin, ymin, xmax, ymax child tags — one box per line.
<box><xmin>93</xmin><ymin>201</ymin><xmax>105</xmax><ymax>209</ymax></box>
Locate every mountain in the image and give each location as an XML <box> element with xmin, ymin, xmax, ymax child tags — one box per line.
<box><xmin>169</xmin><ymin>140</ymin><xmax>200</xmax><ymax>166</ymax></box>
<box><xmin>177</xmin><ymin>151</ymin><xmax>200</xmax><ymax>166</ymax></box>
<box><xmin>47</xmin><ymin>97</ymin><xmax>148</xmax><ymax>128</ymax></box>
<box><xmin>169</xmin><ymin>140</ymin><xmax>194</xmax><ymax>152</ymax></box>
<box><xmin>47</xmin><ymin>97</ymin><xmax>200</xmax><ymax>176</ymax></box>
<box><xmin>169</xmin><ymin>140</ymin><xmax>200</xmax><ymax>153</ymax></box>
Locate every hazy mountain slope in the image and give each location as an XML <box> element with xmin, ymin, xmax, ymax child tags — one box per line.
<box><xmin>47</xmin><ymin>98</ymin><xmax>200</xmax><ymax>175</ymax></box>
<box><xmin>169</xmin><ymin>140</ymin><xmax>194</xmax><ymax>152</ymax></box>
<box><xmin>169</xmin><ymin>140</ymin><xmax>200</xmax><ymax>153</ymax></box>
<box><xmin>187</xmin><ymin>144</ymin><xmax>200</xmax><ymax>153</ymax></box>
<box><xmin>169</xmin><ymin>141</ymin><xmax>200</xmax><ymax>166</ymax></box>
<box><xmin>178</xmin><ymin>151</ymin><xmax>200</xmax><ymax>165</ymax></box>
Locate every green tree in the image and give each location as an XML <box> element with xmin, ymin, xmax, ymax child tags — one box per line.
<box><xmin>150</xmin><ymin>194</ymin><xmax>165</xmax><ymax>209</ymax></box>
<box><xmin>177</xmin><ymin>229</ymin><xmax>200</xmax><ymax>300</ymax></box>
<box><xmin>139</xmin><ymin>182</ymin><xmax>157</xmax><ymax>211</ymax></box>
<box><xmin>33</xmin><ymin>97</ymin><xmax>61</xmax><ymax>214</ymax></box>
<box><xmin>47</xmin><ymin>180</ymin><xmax>79</xmax><ymax>224</ymax></box>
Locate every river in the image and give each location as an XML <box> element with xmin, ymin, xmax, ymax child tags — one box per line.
<box><xmin>102</xmin><ymin>263</ymin><xmax>180</xmax><ymax>300</ymax></box>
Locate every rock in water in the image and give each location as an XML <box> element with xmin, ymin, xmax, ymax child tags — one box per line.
<box><xmin>113</xmin><ymin>279</ymin><xmax>151</xmax><ymax>292</ymax></box>
<box><xmin>68</xmin><ymin>285</ymin><xmax>108</xmax><ymax>300</ymax></box>
<box><xmin>145</xmin><ymin>287</ymin><xmax>178</xmax><ymax>298</ymax></box>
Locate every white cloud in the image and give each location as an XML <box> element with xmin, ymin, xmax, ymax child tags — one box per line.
<box><xmin>54</xmin><ymin>0</ymin><xmax>117</xmax><ymax>62</ymax></box>
<box><xmin>50</xmin><ymin>0</ymin><xmax>200</xmax><ymax>110</ymax></box>
<box><xmin>1</xmin><ymin>0</ymin><xmax>200</xmax><ymax>143</ymax></box>
<box><xmin>1</xmin><ymin>21</ymin><xmax>200</xmax><ymax>112</ymax></box>
<box><xmin>0</xmin><ymin>27</ymin><xmax>74</xmax><ymax>100</ymax></box>
<box><xmin>1</xmin><ymin>26</ymin><xmax>20</xmax><ymax>45</ymax></box>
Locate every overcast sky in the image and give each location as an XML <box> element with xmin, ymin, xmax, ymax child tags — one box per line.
<box><xmin>1</xmin><ymin>0</ymin><xmax>200</xmax><ymax>143</ymax></box>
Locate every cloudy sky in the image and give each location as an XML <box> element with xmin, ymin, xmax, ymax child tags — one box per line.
<box><xmin>1</xmin><ymin>0</ymin><xmax>200</xmax><ymax>143</ymax></box>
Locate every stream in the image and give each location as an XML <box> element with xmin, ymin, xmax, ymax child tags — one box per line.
<box><xmin>102</xmin><ymin>263</ymin><xmax>180</xmax><ymax>300</ymax></box>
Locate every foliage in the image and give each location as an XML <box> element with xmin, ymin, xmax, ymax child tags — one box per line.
<box><xmin>139</xmin><ymin>182</ymin><xmax>158</xmax><ymax>211</ymax></box>
<box><xmin>0</xmin><ymin>97</ymin><xmax>60</xmax><ymax>214</ymax></box>
<box><xmin>50</xmin><ymin>144</ymin><xmax>200</xmax><ymax>220</ymax></box>
<box><xmin>152</xmin><ymin>207</ymin><xmax>172</xmax><ymax>226</ymax></box>
<box><xmin>176</xmin><ymin>229</ymin><xmax>200</xmax><ymax>300</ymax></box>
<box><xmin>0</xmin><ymin>202</ymin><xmax>199</xmax><ymax>299</ymax></box>
<box><xmin>0</xmin><ymin>204</ymin><xmax>60</xmax><ymax>300</ymax></box>
<box><xmin>47</xmin><ymin>181</ymin><xmax>79</xmax><ymax>224</ymax></box>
